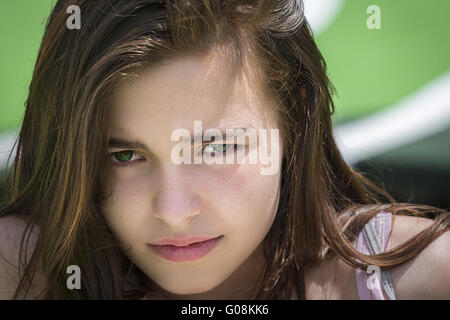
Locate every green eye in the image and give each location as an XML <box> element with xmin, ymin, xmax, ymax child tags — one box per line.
<box><xmin>204</xmin><ymin>144</ymin><xmax>233</xmax><ymax>154</ymax></box>
<box><xmin>212</xmin><ymin>144</ymin><xmax>231</xmax><ymax>153</ymax></box>
<box><xmin>113</xmin><ymin>150</ymin><xmax>134</xmax><ymax>163</ymax></box>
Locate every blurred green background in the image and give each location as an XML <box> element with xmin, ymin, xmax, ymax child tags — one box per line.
<box><xmin>0</xmin><ymin>0</ymin><xmax>54</xmax><ymax>132</ymax></box>
<box><xmin>1</xmin><ymin>0</ymin><xmax>450</xmax><ymax>208</ymax></box>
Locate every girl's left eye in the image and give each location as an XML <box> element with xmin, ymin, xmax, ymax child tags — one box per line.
<box><xmin>201</xmin><ymin>143</ymin><xmax>247</xmax><ymax>161</ymax></box>
<box><xmin>203</xmin><ymin>144</ymin><xmax>236</xmax><ymax>155</ymax></box>
<box><xmin>110</xmin><ymin>150</ymin><xmax>144</xmax><ymax>167</ymax></box>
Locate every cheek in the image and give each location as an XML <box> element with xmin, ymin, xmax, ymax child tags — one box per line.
<box><xmin>198</xmin><ymin>162</ymin><xmax>281</xmax><ymax>233</ymax></box>
<box><xmin>100</xmin><ymin>171</ymin><xmax>154</xmax><ymax>241</ymax></box>
<box><xmin>101</xmin><ymin>162</ymin><xmax>280</xmax><ymax>237</ymax></box>
<box><xmin>107</xmin><ymin>170</ymin><xmax>154</xmax><ymax>209</ymax></box>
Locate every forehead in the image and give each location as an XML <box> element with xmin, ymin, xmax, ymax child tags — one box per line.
<box><xmin>109</xmin><ymin>51</ymin><xmax>277</xmax><ymax>137</ymax></box>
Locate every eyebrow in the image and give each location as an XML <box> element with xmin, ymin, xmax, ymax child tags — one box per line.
<box><xmin>185</xmin><ymin>127</ymin><xmax>251</xmax><ymax>144</ymax></box>
<box><xmin>108</xmin><ymin>137</ymin><xmax>151</xmax><ymax>153</ymax></box>
<box><xmin>108</xmin><ymin>127</ymin><xmax>251</xmax><ymax>152</ymax></box>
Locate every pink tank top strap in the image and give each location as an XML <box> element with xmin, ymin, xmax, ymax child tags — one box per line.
<box><xmin>355</xmin><ymin>211</ymin><xmax>396</xmax><ymax>300</ymax></box>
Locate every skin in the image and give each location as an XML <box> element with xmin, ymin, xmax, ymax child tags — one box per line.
<box><xmin>1</xmin><ymin>213</ymin><xmax>449</xmax><ymax>299</ymax></box>
<box><xmin>1</xmin><ymin>52</ymin><xmax>449</xmax><ymax>301</ymax></box>
<box><xmin>100</xmin><ymin>50</ymin><xmax>284</xmax><ymax>299</ymax></box>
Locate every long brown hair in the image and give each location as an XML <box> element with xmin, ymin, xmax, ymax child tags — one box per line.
<box><xmin>1</xmin><ymin>0</ymin><xmax>449</xmax><ymax>299</ymax></box>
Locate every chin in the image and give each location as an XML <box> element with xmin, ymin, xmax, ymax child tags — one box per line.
<box><xmin>157</xmin><ymin>276</ymin><xmax>222</xmax><ymax>296</ymax></box>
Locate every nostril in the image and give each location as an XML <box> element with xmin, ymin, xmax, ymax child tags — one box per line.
<box><xmin>152</xmin><ymin>194</ymin><xmax>202</xmax><ymax>225</ymax></box>
<box><xmin>190</xmin><ymin>196</ymin><xmax>202</xmax><ymax>215</ymax></box>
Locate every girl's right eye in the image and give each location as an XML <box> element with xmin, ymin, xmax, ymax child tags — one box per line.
<box><xmin>110</xmin><ymin>150</ymin><xmax>144</xmax><ymax>168</ymax></box>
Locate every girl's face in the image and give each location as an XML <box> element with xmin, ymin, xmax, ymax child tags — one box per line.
<box><xmin>101</xmin><ymin>51</ymin><xmax>283</xmax><ymax>298</ymax></box>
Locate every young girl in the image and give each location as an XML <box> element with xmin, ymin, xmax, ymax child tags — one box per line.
<box><xmin>0</xmin><ymin>0</ymin><xmax>449</xmax><ymax>300</ymax></box>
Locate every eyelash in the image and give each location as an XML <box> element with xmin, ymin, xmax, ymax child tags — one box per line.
<box><xmin>109</xmin><ymin>143</ymin><xmax>244</xmax><ymax>168</ymax></box>
<box><xmin>201</xmin><ymin>143</ymin><xmax>243</xmax><ymax>156</ymax></box>
<box><xmin>110</xmin><ymin>150</ymin><xmax>145</xmax><ymax>168</ymax></box>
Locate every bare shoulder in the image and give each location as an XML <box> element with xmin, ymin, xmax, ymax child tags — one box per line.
<box><xmin>388</xmin><ymin>214</ymin><xmax>450</xmax><ymax>299</ymax></box>
<box><xmin>303</xmin><ymin>214</ymin><xmax>450</xmax><ymax>300</ymax></box>
<box><xmin>0</xmin><ymin>214</ymin><xmax>43</xmax><ymax>299</ymax></box>
<box><xmin>303</xmin><ymin>254</ymin><xmax>360</xmax><ymax>300</ymax></box>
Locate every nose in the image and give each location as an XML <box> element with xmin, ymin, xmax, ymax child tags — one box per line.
<box><xmin>152</xmin><ymin>164</ymin><xmax>202</xmax><ymax>226</ymax></box>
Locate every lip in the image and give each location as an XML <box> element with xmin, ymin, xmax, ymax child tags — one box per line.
<box><xmin>151</xmin><ymin>236</ymin><xmax>220</xmax><ymax>247</ymax></box>
<box><xmin>149</xmin><ymin>235</ymin><xmax>223</xmax><ymax>262</ymax></box>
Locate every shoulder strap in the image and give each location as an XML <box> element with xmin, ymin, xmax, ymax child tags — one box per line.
<box><xmin>361</xmin><ymin>215</ymin><xmax>396</xmax><ymax>300</ymax></box>
<box><xmin>355</xmin><ymin>211</ymin><xmax>396</xmax><ymax>300</ymax></box>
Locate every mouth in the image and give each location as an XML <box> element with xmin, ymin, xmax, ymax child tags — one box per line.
<box><xmin>148</xmin><ymin>235</ymin><xmax>223</xmax><ymax>262</ymax></box>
